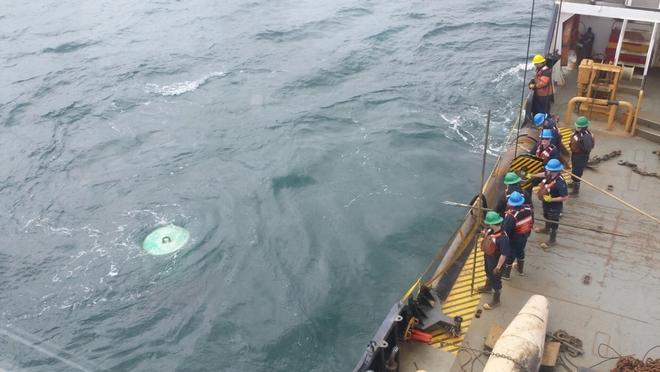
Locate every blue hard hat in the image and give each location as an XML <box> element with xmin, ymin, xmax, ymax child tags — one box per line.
<box><xmin>507</xmin><ymin>191</ymin><xmax>525</xmax><ymax>207</ymax></box>
<box><xmin>533</xmin><ymin>113</ymin><xmax>547</xmax><ymax>126</ymax></box>
<box><xmin>545</xmin><ymin>159</ymin><xmax>563</xmax><ymax>172</ymax></box>
<box><xmin>540</xmin><ymin>129</ymin><xmax>553</xmax><ymax>139</ymax></box>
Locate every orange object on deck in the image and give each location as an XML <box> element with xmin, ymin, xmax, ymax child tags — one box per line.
<box><xmin>409</xmin><ymin>329</ymin><xmax>433</xmax><ymax>344</ymax></box>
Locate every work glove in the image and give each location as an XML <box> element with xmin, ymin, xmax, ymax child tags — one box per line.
<box><xmin>543</xmin><ymin>194</ymin><xmax>553</xmax><ymax>202</ymax></box>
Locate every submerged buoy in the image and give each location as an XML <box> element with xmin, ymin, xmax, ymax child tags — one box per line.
<box><xmin>143</xmin><ymin>225</ymin><xmax>190</xmax><ymax>255</ymax></box>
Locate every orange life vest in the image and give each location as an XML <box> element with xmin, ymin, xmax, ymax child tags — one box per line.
<box><xmin>505</xmin><ymin>206</ymin><xmax>534</xmax><ymax>235</ymax></box>
<box><xmin>534</xmin><ymin>65</ymin><xmax>553</xmax><ymax>96</ymax></box>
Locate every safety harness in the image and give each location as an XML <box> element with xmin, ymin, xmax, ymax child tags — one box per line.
<box><xmin>537</xmin><ymin>174</ymin><xmax>562</xmax><ymax>201</ymax></box>
<box><xmin>570</xmin><ymin>129</ymin><xmax>595</xmax><ymax>154</ymax></box>
<box><xmin>535</xmin><ymin>144</ymin><xmax>557</xmax><ymax>163</ymax></box>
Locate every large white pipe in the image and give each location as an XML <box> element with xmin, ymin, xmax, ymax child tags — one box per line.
<box><xmin>483</xmin><ymin>295</ymin><xmax>549</xmax><ymax>372</ymax></box>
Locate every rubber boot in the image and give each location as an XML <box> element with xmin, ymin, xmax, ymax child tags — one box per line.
<box><xmin>483</xmin><ymin>290</ymin><xmax>501</xmax><ymax>310</ymax></box>
<box><xmin>500</xmin><ymin>264</ymin><xmax>512</xmax><ymax>281</ymax></box>
<box><xmin>477</xmin><ymin>281</ymin><xmax>493</xmax><ymax>293</ymax></box>
<box><xmin>570</xmin><ymin>182</ymin><xmax>580</xmax><ymax>196</ymax></box>
<box><xmin>514</xmin><ymin>259</ymin><xmax>525</xmax><ymax>276</ymax></box>
<box><xmin>541</xmin><ymin>229</ymin><xmax>557</xmax><ymax>249</ymax></box>
<box><xmin>549</xmin><ymin>228</ymin><xmax>557</xmax><ymax>245</ymax></box>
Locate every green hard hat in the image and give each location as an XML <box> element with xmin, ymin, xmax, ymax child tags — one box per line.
<box><xmin>484</xmin><ymin>211</ymin><xmax>503</xmax><ymax>225</ymax></box>
<box><xmin>575</xmin><ymin>116</ymin><xmax>590</xmax><ymax>128</ymax></box>
<box><xmin>503</xmin><ymin>172</ymin><xmax>522</xmax><ymax>185</ymax></box>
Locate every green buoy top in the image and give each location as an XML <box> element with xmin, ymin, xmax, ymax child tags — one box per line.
<box><xmin>143</xmin><ymin>224</ymin><xmax>190</xmax><ymax>255</ymax></box>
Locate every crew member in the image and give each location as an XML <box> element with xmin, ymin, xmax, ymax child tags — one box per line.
<box><xmin>530</xmin><ymin>130</ymin><xmax>559</xmax><ymax>182</ymax></box>
<box><xmin>478</xmin><ymin>211</ymin><xmax>511</xmax><ymax>310</ymax></box>
<box><xmin>495</xmin><ymin>172</ymin><xmax>532</xmax><ymax>215</ymax></box>
<box><xmin>569</xmin><ymin>116</ymin><xmax>595</xmax><ymax>196</ymax></box>
<box><xmin>529</xmin><ymin>54</ymin><xmax>554</xmax><ymax>118</ymax></box>
<box><xmin>535</xmin><ymin>159</ymin><xmax>569</xmax><ymax>249</ymax></box>
<box><xmin>501</xmin><ymin>191</ymin><xmax>534</xmax><ymax>279</ymax></box>
<box><xmin>533</xmin><ymin>113</ymin><xmax>561</xmax><ymax>147</ymax></box>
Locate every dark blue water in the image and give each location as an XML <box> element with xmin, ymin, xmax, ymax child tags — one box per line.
<box><xmin>0</xmin><ymin>0</ymin><xmax>550</xmax><ymax>370</ymax></box>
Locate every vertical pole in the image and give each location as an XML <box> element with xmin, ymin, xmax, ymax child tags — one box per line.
<box><xmin>614</xmin><ymin>19</ymin><xmax>628</xmax><ymax>65</ymax></box>
<box><xmin>515</xmin><ymin>0</ymin><xmax>536</xmax><ymax>158</ymax></box>
<box><xmin>480</xmin><ymin>111</ymin><xmax>491</xmax><ymax>199</ymax></box>
<box><xmin>644</xmin><ymin>22</ymin><xmax>658</xmax><ymax>77</ymax></box>
<box><xmin>471</xmin><ymin>110</ymin><xmax>491</xmax><ymax>295</ymax></box>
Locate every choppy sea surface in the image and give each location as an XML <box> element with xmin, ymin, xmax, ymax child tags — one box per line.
<box><xmin>0</xmin><ymin>0</ymin><xmax>550</xmax><ymax>370</ymax></box>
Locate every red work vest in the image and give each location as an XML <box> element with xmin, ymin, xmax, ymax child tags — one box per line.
<box><xmin>505</xmin><ymin>206</ymin><xmax>534</xmax><ymax>235</ymax></box>
<box><xmin>535</xmin><ymin>65</ymin><xmax>553</xmax><ymax>96</ymax></box>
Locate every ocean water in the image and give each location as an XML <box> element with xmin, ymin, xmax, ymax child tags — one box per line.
<box><xmin>0</xmin><ymin>0</ymin><xmax>550</xmax><ymax>371</ymax></box>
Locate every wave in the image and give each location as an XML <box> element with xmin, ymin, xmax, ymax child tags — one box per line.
<box><xmin>422</xmin><ymin>21</ymin><xmax>529</xmax><ymax>41</ymax></box>
<box><xmin>441</xmin><ymin>113</ymin><xmax>475</xmax><ymax>143</ymax></box>
<box><xmin>336</xmin><ymin>7</ymin><xmax>372</xmax><ymax>17</ymax></box>
<box><xmin>144</xmin><ymin>71</ymin><xmax>225</xmax><ymax>96</ymax></box>
<box><xmin>255</xmin><ymin>19</ymin><xmax>342</xmax><ymax>43</ymax></box>
<box><xmin>365</xmin><ymin>25</ymin><xmax>408</xmax><ymax>43</ymax></box>
<box><xmin>42</xmin><ymin>40</ymin><xmax>101</xmax><ymax>54</ymax></box>
<box><xmin>491</xmin><ymin>62</ymin><xmax>534</xmax><ymax>83</ymax></box>
<box><xmin>440</xmin><ymin>111</ymin><xmax>510</xmax><ymax>156</ymax></box>
<box><xmin>272</xmin><ymin>174</ymin><xmax>317</xmax><ymax>194</ymax></box>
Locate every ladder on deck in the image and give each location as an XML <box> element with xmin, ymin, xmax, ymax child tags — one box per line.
<box><xmin>614</xmin><ymin>1</ymin><xmax>660</xmax><ymax>88</ymax></box>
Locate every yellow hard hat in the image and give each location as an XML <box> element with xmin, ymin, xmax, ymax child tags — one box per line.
<box><xmin>532</xmin><ymin>54</ymin><xmax>546</xmax><ymax>64</ymax></box>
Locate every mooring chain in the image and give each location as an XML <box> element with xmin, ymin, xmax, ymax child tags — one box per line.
<box><xmin>618</xmin><ymin>160</ymin><xmax>660</xmax><ymax>179</ymax></box>
<box><xmin>486</xmin><ymin>351</ymin><xmax>531</xmax><ymax>371</ymax></box>
<box><xmin>587</xmin><ymin>150</ymin><xmax>621</xmax><ymax>167</ymax></box>
<box><xmin>553</xmin><ymin>329</ymin><xmax>583</xmax><ymax>358</ymax></box>
<box><xmin>437</xmin><ymin>339</ymin><xmax>531</xmax><ymax>372</ymax></box>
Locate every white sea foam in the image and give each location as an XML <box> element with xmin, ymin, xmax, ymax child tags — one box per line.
<box><xmin>491</xmin><ymin>62</ymin><xmax>534</xmax><ymax>83</ymax></box>
<box><xmin>145</xmin><ymin>71</ymin><xmax>225</xmax><ymax>96</ymax></box>
<box><xmin>441</xmin><ymin>113</ymin><xmax>473</xmax><ymax>142</ymax></box>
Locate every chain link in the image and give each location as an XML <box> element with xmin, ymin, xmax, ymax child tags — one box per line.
<box><xmin>552</xmin><ymin>329</ymin><xmax>583</xmax><ymax>358</ymax></box>
<box><xmin>618</xmin><ymin>160</ymin><xmax>660</xmax><ymax>179</ymax></box>
<box><xmin>587</xmin><ymin>150</ymin><xmax>621</xmax><ymax>167</ymax></box>
<box><xmin>437</xmin><ymin>339</ymin><xmax>531</xmax><ymax>371</ymax></box>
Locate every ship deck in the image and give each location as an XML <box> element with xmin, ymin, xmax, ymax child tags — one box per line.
<box><xmin>452</xmin><ymin>126</ymin><xmax>660</xmax><ymax>371</ymax></box>
<box><xmin>399</xmin><ymin>76</ymin><xmax>660</xmax><ymax>372</ymax></box>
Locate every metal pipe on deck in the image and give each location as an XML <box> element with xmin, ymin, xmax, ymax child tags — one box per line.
<box><xmin>483</xmin><ymin>295</ymin><xmax>549</xmax><ymax>372</ymax></box>
<box><xmin>628</xmin><ymin>90</ymin><xmax>644</xmax><ymax>135</ymax></box>
<box><xmin>564</xmin><ymin>96</ymin><xmax>634</xmax><ymax>130</ymax></box>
